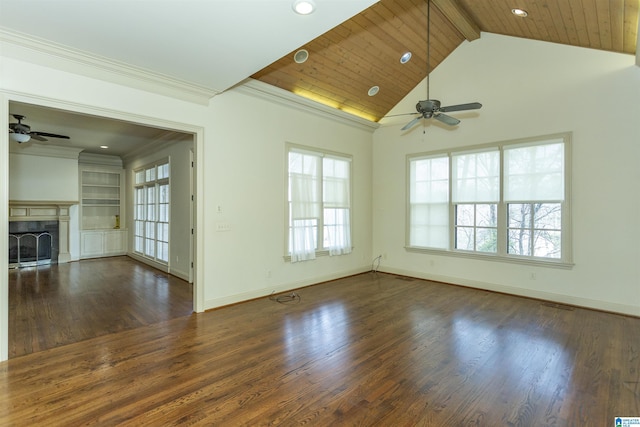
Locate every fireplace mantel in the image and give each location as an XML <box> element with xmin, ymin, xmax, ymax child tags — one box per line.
<box><xmin>9</xmin><ymin>200</ymin><xmax>77</xmax><ymax>264</ymax></box>
<box><xmin>9</xmin><ymin>200</ymin><xmax>77</xmax><ymax>222</ymax></box>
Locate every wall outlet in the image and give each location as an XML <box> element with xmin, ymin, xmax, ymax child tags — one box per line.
<box><xmin>216</xmin><ymin>222</ymin><xmax>231</xmax><ymax>232</ymax></box>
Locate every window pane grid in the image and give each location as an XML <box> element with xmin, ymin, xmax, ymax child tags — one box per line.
<box><xmin>287</xmin><ymin>148</ymin><xmax>351</xmax><ymax>260</ymax></box>
<box><xmin>133</xmin><ymin>161</ymin><xmax>170</xmax><ymax>264</ymax></box>
<box><xmin>408</xmin><ymin>136</ymin><xmax>568</xmax><ymax>262</ymax></box>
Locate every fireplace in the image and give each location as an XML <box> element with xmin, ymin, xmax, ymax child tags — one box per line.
<box><xmin>9</xmin><ymin>201</ymin><xmax>74</xmax><ymax>266</ymax></box>
<box><xmin>9</xmin><ymin>230</ymin><xmax>54</xmax><ymax>268</ymax></box>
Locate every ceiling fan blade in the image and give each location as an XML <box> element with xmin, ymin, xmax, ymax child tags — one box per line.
<box><xmin>439</xmin><ymin>102</ymin><xmax>482</xmax><ymax>112</ymax></box>
<box><xmin>384</xmin><ymin>112</ymin><xmax>419</xmax><ymax>118</ymax></box>
<box><xmin>30</xmin><ymin>134</ymin><xmax>48</xmax><ymax>142</ymax></box>
<box><xmin>401</xmin><ymin>117</ymin><xmax>422</xmax><ymax>131</ymax></box>
<box><xmin>31</xmin><ymin>131</ymin><xmax>70</xmax><ymax>140</ymax></box>
<box><xmin>434</xmin><ymin>113</ymin><xmax>460</xmax><ymax>126</ymax></box>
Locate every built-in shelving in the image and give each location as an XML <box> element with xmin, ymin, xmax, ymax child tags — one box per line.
<box><xmin>79</xmin><ymin>167</ymin><xmax>126</xmax><ymax>258</ymax></box>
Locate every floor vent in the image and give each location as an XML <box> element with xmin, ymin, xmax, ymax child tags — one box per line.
<box><xmin>541</xmin><ymin>302</ymin><xmax>575</xmax><ymax>311</ymax></box>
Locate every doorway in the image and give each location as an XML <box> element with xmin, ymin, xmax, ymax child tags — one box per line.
<box><xmin>1</xmin><ymin>95</ymin><xmax>204</xmax><ymax>360</ymax></box>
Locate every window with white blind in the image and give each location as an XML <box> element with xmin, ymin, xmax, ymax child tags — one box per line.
<box><xmin>134</xmin><ymin>160</ymin><xmax>170</xmax><ymax>264</ymax></box>
<box><xmin>407</xmin><ymin>133</ymin><xmax>571</xmax><ymax>266</ymax></box>
<box><xmin>287</xmin><ymin>145</ymin><xmax>352</xmax><ymax>262</ymax></box>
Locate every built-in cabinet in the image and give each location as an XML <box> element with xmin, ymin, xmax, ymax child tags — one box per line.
<box><xmin>79</xmin><ymin>167</ymin><xmax>127</xmax><ymax>258</ymax></box>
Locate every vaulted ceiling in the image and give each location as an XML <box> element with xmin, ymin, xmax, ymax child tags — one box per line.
<box><xmin>2</xmin><ymin>0</ymin><xmax>639</xmax><ymax>156</ymax></box>
<box><xmin>252</xmin><ymin>0</ymin><xmax>640</xmax><ymax>122</ymax></box>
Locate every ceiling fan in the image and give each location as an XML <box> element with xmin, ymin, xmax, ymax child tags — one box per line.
<box><xmin>8</xmin><ymin>114</ymin><xmax>70</xmax><ymax>143</ymax></box>
<box><xmin>395</xmin><ymin>0</ymin><xmax>482</xmax><ymax>131</ymax></box>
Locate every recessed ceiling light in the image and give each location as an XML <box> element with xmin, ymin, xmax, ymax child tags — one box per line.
<box><xmin>292</xmin><ymin>0</ymin><xmax>315</xmax><ymax>15</ymax></box>
<box><xmin>294</xmin><ymin>49</ymin><xmax>309</xmax><ymax>64</ymax></box>
<box><xmin>400</xmin><ymin>52</ymin><xmax>412</xmax><ymax>64</ymax></box>
<box><xmin>511</xmin><ymin>8</ymin><xmax>528</xmax><ymax>17</ymax></box>
<box><xmin>368</xmin><ymin>86</ymin><xmax>380</xmax><ymax>97</ymax></box>
<box><xmin>100</xmin><ymin>145</ymin><xmax>109</xmax><ymax>149</ymax></box>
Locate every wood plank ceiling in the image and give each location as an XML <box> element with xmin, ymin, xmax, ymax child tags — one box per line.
<box><xmin>252</xmin><ymin>0</ymin><xmax>639</xmax><ymax>122</ymax></box>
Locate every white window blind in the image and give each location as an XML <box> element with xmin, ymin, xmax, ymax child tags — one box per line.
<box><xmin>452</xmin><ymin>150</ymin><xmax>500</xmax><ymax>203</ymax></box>
<box><xmin>409</xmin><ymin>156</ymin><xmax>449</xmax><ymax>249</ymax></box>
<box><xmin>504</xmin><ymin>142</ymin><xmax>564</xmax><ymax>202</ymax></box>
<box><xmin>407</xmin><ymin>133</ymin><xmax>571</xmax><ymax>265</ymax></box>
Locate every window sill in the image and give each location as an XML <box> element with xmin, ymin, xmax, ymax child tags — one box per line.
<box><xmin>405</xmin><ymin>246</ymin><xmax>574</xmax><ymax>270</ymax></box>
<box><xmin>283</xmin><ymin>248</ymin><xmax>353</xmax><ymax>263</ymax></box>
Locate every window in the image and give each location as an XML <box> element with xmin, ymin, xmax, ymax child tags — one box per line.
<box><xmin>134</xmin><ymin>160</ymin><xmax>170</xmax><ymax>264</ymax></box>
<box><xmin>287</xmin><ymin>146</ymin><xmax>352</xmax><ymax>262</ymax></box>
<box><xmin>407</xmin><ymin>134</ymin><xmax>571</xmax><ymax>266</ymax></box>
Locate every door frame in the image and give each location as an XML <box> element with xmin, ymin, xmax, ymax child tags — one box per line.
<box><xmin>0</xmin><ymin>92</ymin><xmax>206</xmax><ymax>361</ymax></box>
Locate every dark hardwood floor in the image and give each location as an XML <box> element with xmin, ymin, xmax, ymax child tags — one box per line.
<box><xmin>8</xmin><ymin>256</ymin><xmax>193</xmax><ymax>358</ymax></box>
<box><xmin>1</xmin><ymin>271</ymin><xmax>639</xmax><ymax>425</ymax></box>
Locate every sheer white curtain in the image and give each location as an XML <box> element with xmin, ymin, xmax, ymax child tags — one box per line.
<box><xmin>289</xmin><ymin>151</ymin><xmax>320</xmax><ymax>262</ymax></box>
<box><xmin>323</xmin><ymin>157</ymin><xmax>351</xmax><ymax>255</ymax></box>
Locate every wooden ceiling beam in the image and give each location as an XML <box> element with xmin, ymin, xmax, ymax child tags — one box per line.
<box><xmin>432</xmin><ymin>0</ymin><xmax>481</xmax><ymax>41</ymax></box>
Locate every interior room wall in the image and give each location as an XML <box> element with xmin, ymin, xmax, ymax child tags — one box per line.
<box><xmin>203</xmin><ymin>87</ymin><xmax>374</xmax><ymax>307</ymax></box>
<box><xmin>373</xmin><ymin>33</ymin><xmax>640</xmax><ymax>315</ymax></box>
<box><xmin>9</xmin><ymin>153</ymin><xmax>79</xmax><ymax>201</ymax></box>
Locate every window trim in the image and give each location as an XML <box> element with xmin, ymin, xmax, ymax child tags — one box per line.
<box><xmin>133</xmin><ymin>158</ymin><xmax>170</xmax><ymax>265</ymax></box>
<box><xmin>285</xmin><ymin>143</ymin><xmax>353</xmax><ymax>261</ymax></box>
<box><xmin>406</xmin><ymin>132</ymin><xmax>573</xmax><ymax>269</ymax></box>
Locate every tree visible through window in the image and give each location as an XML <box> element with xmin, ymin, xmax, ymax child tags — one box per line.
<box><xmin>408</xmin><ymin>134</ymin><xmax>570</xmax><ymax>264</ymax></box>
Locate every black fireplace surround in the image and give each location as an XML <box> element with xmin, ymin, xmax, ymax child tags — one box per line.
<box><xmin>8</xmin><ymin>220</ymin><xmax>59</xmax><ymax>267</ymax></box>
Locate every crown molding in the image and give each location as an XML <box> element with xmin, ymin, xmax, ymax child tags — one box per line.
<box><xmin>78</xmin><ymin>152</ymin><xmax>123</xmax><ymax>168</ymax></box>
<box><xmin>236</xmin><ymin>79</ymin><xmax>379</xmax><ymax>133</ymax></box>
<box><xmin>121</xmin><ymin>131</ymin><xmax>193</xmax><ymax>164</ymax></box>
<box><xmin>9</xmin><ymin>142</ymin><xmax>84</xmax><ymax>159</ymax></box>
<box><xmin>0</xmin><ymin>28</ymin><xmax>218</xmax><ymax>105</ymax></box>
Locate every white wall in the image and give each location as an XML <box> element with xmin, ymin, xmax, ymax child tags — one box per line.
<box><xmin>373</xmin><ymin>33</ymin><xmax>640</xmax><ymax>315</ymax></box>
<box><xmin>9</xmin><ymin>153</ymin><xmax>78</xmax><ymax>201</ymax></box>
<box><xmin>203</xmin><ymin>88</ymin><xmax>374</xmax><ymax>307</ymax></box>
<box><xmin>124</xmin><ymin>138</ymin><xmax>194</xmax><ymax>281</ymax></box>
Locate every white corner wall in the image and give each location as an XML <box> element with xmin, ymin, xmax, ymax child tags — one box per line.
<box><xmin>373</xmin><ymin>33</ymin><xmax>640</xmax><ymax>315</ymax></box>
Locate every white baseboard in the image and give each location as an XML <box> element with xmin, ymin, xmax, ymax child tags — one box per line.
<box><xmin>380</xmin><ymin>266</ymin><xmax>640</xmax><ymax>317</ymax></box>
<box><xmin>127</xmin><ymin>252</ymin><xmax>169</xmax><ymax>273</ymax></box>
<box><xmin>170</xmin><ymin>268</ymin><xmax>190</xmax><ymax>282</ymax></box>
<box><xmin>204</xmin><ymin>266</ymin><xmax>371</xmax><ymax>311</ymax></box>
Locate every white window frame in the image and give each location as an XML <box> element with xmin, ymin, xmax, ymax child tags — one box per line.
<box><xmin>406</xmin><ymin>133</ymin><xmax>573</xmax><ymax>268</ymax></box>
<box><xmin>133</xmin><ymin>159</ymin><xmax>170</xmax><ymax>265</ymax></box>
<box><xmin>286</xmin><ymin>144</ymin><xmax>353</xmax><ymax>261</ymax></box>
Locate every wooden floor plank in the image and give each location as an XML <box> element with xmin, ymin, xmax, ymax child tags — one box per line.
<box><xmin>8</xmin><ymin>256</ymin><xmax>193</xmax><ymax>358</ymax></box>
<box><xmin>1</xmin><ymin>271</ymin><xmax>639</xmax><ymax>425</ymax></box>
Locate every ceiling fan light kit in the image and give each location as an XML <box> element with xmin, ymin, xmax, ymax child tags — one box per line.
<box><xmin>8</xmin><ymin>114</ymin><xmax>70</xmax><ymax>143</ymax></box>
<box><xmin>10</xmin><ymin>133</ymin><xmax>30</xmax><ymax>143</ymax></box>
